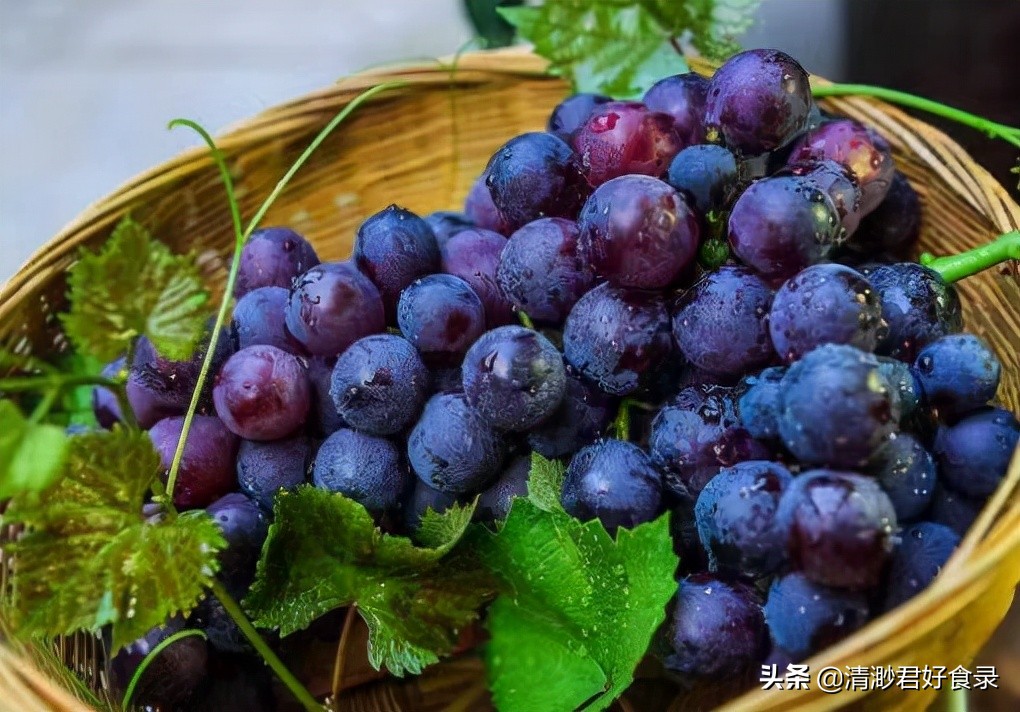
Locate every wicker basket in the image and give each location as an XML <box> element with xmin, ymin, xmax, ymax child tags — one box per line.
<box><xmin>1</xmin><ymin>48</ymin><xmax>1018</xmax><ymax>712</ymax></box>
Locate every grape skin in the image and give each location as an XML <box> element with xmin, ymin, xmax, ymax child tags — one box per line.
<box><xmin>547</xmin><ymin>92</ymin><xmax>612</xmax><ymax>140</ymax></box>
<box><xmin>882</xmin><ymin>521</ymin><xmax>960</xmax><ymax>612</ymax></box>
<box><xmin>313</xmin><ymin>428</ymin><xmax>411</xmax><ymax>515</ymax></box>
<box><xmin>642</xmin><ymin>73</ymin><xmax>709</xmax><ymax>146</ymax></box>
<box><xmin>572</xmin><ymin>101</ymin><xmax>682</xmax><ymax>187</ymax></box>
<box><xmin>149</xmin><ymin>415</ymin><xmax>239</xmax><ymax>510</ymax></box>
<box><xmin>234</xmin><ymin>226</ymin><xmax>319</xmax><ymax>298</ymax></box>
<box><xmin>232</xmin><ymin>286</ymin><xmax>303</xmax><ymax>353</ymax></box>
<box><xmin>527</xmin><ymin>365</ymin><xmax>617</xmax><ymax>459</ymax></box>
<box><xmin>868</xmin><ymin>433</ymin><xmax>937</xmax><ymax>521</ymax></box>
<box><xmin>441</xmin><ymin>228</ymin><xmax>515</xmax><ymax>327</ymax></box>
<box><xmin>397</xmin><ymin>274</ymin><xmax>486</xmax><ymax>366</ymax></box>
<box><xmin>934</xmin><ymin>406</ymin><xmax>1019</xmax><ymax>498</ymax></box>
<box><xmin>475</xmin><ymin>454</ymin><xmax>531</xmax><ymax>523</ymax></box>
<box><xmin>763</xmin><ymin>572</ymin><xmax>869</xmax><ymax>661</ymax></box>
<box><xmin>913</xmin><ymin>334</ymin><xmax>1000</xmax><ymax>418</ymax></box>
<box><xmin>213</xmin><ymin>345</ymin><xmax>310</xmax><ymax>441</ymax></box>
<box><xmin>236</xmin><ymin>435</ymin><xmax>311</xmax><ymax>512</ymax></box>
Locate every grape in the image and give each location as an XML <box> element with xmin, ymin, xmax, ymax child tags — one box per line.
<box><xmin>231</xmin><ymin>286</ymin><xmax>303</xmax><ymax>353</ymax></box>
<box><xmin>213</xmin><ymin>345</ymin><xmax>310</xmax><ymax>441</ymax></box>
<box><xmin>485</xmin><ymin>132</ymin><xmax>589</xmax><ymax>232</ymax></box>
<box><xmin>703</xmin><ymin>49</ymin><xmax>814</xmax><ymax>155</ymax></box>
<box><xmin>883</xmin><ymin>521</ymin><xmax>960</xmax><ymax>611</ymax></box>
<box><xmin>441</xmin><ymin>228</ymin><xmax>515</xmax><ymax>326</ymax></box>
<box><xmin>563</xmin><ymin>283</ymin><xmax>673</xmax><ymax>396</ymax></box>
<box><xmin>306</xmin><ymin>356</ymin><xmax>345</xmax><ymax>436</ymax></box>
<box><xmin>577</xmin><ymin>175</ymin><xmax>700</xmax><ymax>290</ymax></box>
<box><xmin>672</xmin><ymin>265</ymin><xmax>775</xmax><ymax>377</ymax></box>
<box><xmin>867</xmin><ymin>263</ymin><xmax>963</xmax><ymax>362</ymax></box>
<box><xmin>407</xmin><ymin>393</ymin><xmax>505</xmax><ymax>494</ymax></box>
<box><xmin>547</xmin><ymin>92</ymin><xmax>613</xmax><ymax>139</ymax></box>
<box><xmin>736</xmin><ymin>366</ymin><xmax>786</xmax><ymax>440</ymax></box>
<box><xmin>930</xmin><ymin>484</ymin><xmax>985</xmax><ymax>537</ymax></box>
<box><xmin>353</xmin><ymin>205</ymin><xmax>440</xmax><ymax>318</ymax></box>
<box><xmin>763</xmin><ymin>572</ymin><xmax>869</xmax><ymax>661</ymax></box>
<box><xmin>913</xmin><ymin>334</ymin><xmax>1000</xmax><ymax>418</ymax></box>
<box><xmin>876</xmin><ymin>356</ymin><xmax>924</xmax><ymax>423</ymax></box>
<box><xmin>781</xmin><ymin>159</ymin><xmax>863</xmax><ymax>238</ymax></box>
<box><xmin>572</xmin><ymin>101</ymin><xmax>682</xmax><ymax>187</ymax></box>
<box><xmin>462</xmin><ymin>325</ymin><xmax>566</xmax><ymax>431</ymax></box>
<box><xmin>234</xmin><ymin>226</ymin><xmax>319</xmax><ymax>298</ymax></box>
<box><xmin>776</xmin><ymin>469</ymin><xmax>897</xmax><ymax>589</ymax></box>
<box><xmin>236</xmin><ymin>435</ymin><xmax>311</xmax><ymax>512</ymax></box>
<box><xmin>560</xmin><ymin>439</ymin><xmax>663</xmax><ymax>533</ymax></box>
<box><xmin>666</xmin><ymin>144</ymin><xmax>740</xmax><ymax>215</ymax></box>
<box><xmin>464</xmin><ymin>172</ymin><xmax>511</xmax><ymax>235</ymax></box>
<box><xmin>497</xmin><ymin>217</ymin><xmax>594</xmax><ymax>324</ymax></box>
<box><xmin>695</xmin><ymin>460</ymin><xmax>793</xmax><ymax>578</ymax></box>
<box><xmin>850</xmin><ymin>172</ymin><xmax>922</xmax><ymax>257</ymax></box>
<box><xmin>92</xmin><ymin>356</ymin><xmax>125</xmax><ymax>429</ymax></box>
<box><xmin>778</xmin><ymin>344</ymin><xmax>900</xmax><ymax>468</ymax></box>
<box><xmin>787</xmin><ymin>119</ymin><xmax>894</xmax><ymax>214</ymax></box>
<box><xmin>475</xmin><ymin>454</ymin><xmax>530</xmax><ymax>523</ymax></box>
<box><xmin>189</xmin><ymin>652</ymin><xmax>276</xmax><ymax>712</ymax></box>
<box><xmin>110</xmin><ymin>618</ymin><xmax>209</xmax><ymax>708</ymax></box>
<box><xmin>642</xmin><ymin>73</ymin><xmax>709</xmax><ymax>146</ymax></box>
<box><xmin>727</xmin><ymin>175</ymin><xmax>842</xmax><ymax>281</ymax></box>
<box><xmin>868</xmin><ymin>433</ymin><xmax>936</xmax><ymax>521</ymax></box>
<box><xmin>425</xmin><ymin>210</ymin><xmax>475</xmax><ymax>248</ymax></box>
<box><xmin>313</xmin><ymin>428</ymin><xmax>411</xmax><ymax>515</ymax></box>
<box><xmin>329</xmin><ymin>334</ymin><xmax>430</xmax><ymax>435</ymax></box>
<box><xmin>527</xmin><ymin>365</ymin><xmax>617</xmax><ymax>459</ymax></box>
<box><xmin>397</xmin><ymin>274</ymin><xmax>486</xmax><ymax>366</ymax></box>
<box><xmin>207</xmin><ymin>493</ymin><xmax>269</xmax><ymax>598</ymax></box>
<box><xmin>650</xmin><ymin>384</ymin><xmax>772</xmax><ymax>498</ymax></box>
<box><xmin>768</xmin><ymin>263</ymin><xmax>885</xmax><ymax>362</ymax></box>
<box><xmin>403</xmin><ymin>479</ymin><xmax>461</xmax><ymax>538</ymax></box>
<box><xmin>933</xmin><ymin>406</ymin><xmax>1019</xmax><ymax>498</ymax></box>
<box><xmin>189</xmin><ymin>597</ymin><xmax>253</xmax><ymax>654</ymax></box>
<box><xmin>149</xmin><ymin>415</ymin><xmax>238</xmax><ymax>510</ymax></box>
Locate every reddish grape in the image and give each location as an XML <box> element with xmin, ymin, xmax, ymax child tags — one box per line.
<box><xmin>572</xmin><ymin>101</ymin><xmax>682</xmax><ymax>187</ymax></box>
<box><xmin>149</xmin><ymin>415</ymin><xmax>238</xmax><ymax>510</ymax></box>
<box><xmin>213</xmin><ymin>345</ymin><xmax>310</xmax><ymax>441</ymax></box>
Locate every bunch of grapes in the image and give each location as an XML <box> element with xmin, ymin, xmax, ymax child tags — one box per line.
<box><xmin>95</xmin><ymin>48</ymin><xmax>1019</xmax><ymax>705</ymax></box>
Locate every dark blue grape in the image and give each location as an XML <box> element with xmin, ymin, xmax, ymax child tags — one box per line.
<box><xmin>407</xmin><ymin>393</ymin><xmax>505</xmax><ymax>494</ymax></box>
<box><xmin>92</xmin><ymin>356</ymin><xmax>126</xmax><ymax>429</ymax></box>
<box><xmin>868</xmin><ymin>263</ymin><xmax>963</xmax><ymax>362</ymax></box>
<box><xmin>572</xmin><ymin>101</ymin><xmax>682</xmax><ymax>187</ymax></box>
<box><xmin>313</xmin><ymin>428</ymin><xmax>411</xmax><ymax>515</ymax></box>
<box><xmin>403</xmin><ymin>479</ymin><xmax>461</xmax><ymax>539</ymax></box>
<box><xmin>665</xmin><ymin>575</ymin><xmax>766</xmax><ymax>677</ymax></box>
<box><xmin>547</xmin><ymin>92</ymin><xmax>612</xmax><ymax>139</ymax></box>
<box><xmin>780</xmin><ymin>159</ymin><xmax>863</xmax><ymax>238</ymax></box>
<box><xmin>236</xmin><ymin>435</ymin><xmax>311</xmax><ymax>512</ymax></box>
<box><xmin>527</xmin><ymin>366</ymin><xmax>617</xmax><ymax>459</ymax></box>
<box><xmin>462</xmin><ymin>325</ymin><xmax>566</xmax><ymax>431</ymax></box>
<box><xmin>883</xmin><ymin>521</ymin><xmax>960</xmax><ymax>611</ymax></box>
<box><xmin>561</xmin><ymin>438</ymin><xmax>663</xmax><ymax>533</ymax></box>
<box><xmin>149</xmin><ymin>415</ymin><xmax>238</xmax><ymax>510</ymax></box>
<box><xmin>868</xmin><ymin>433</ymin><xmax>936</xmax><ymax>522</ymax></box>
<box><xmin>695</xmin><ymin>460</ymin><xmax>793</xmax><ymax>578</ymax></box>
<box><xmin>850</xmin><ymin>172</ymin><xmax>922</xmax><ymax>257</ymax></box>
<box><xmin>329</xmin><ymin>334</ymin><xmax>430</xmax><ymax>435</ymax></box>
<box><xmin>929</xmin><ymin>484</ymin><xmax>985</xmax><ymax>537</ymax></box>
<box><xmin>110</xmin><ymin>618</ymin><xmax>209</xmax><ymax>707</ymax></box>
<box><xmin>397</xmin><ymin>274</ymin><xmax>486</xmax><ymax>366</ymax></box>
<box><xmin>234</xmin><ymin>227</ymin><xmax>319</xmax><ymax>298</ymax></box>
<box><xmin>642</xmin><ymin>73</ymin><xmax>709</xmax><ymax>146</ymax></box>
<box><xmin>231</xmin><ymin>286</ymin><xmax>303</xmax><ymax>353</ymax></box>
<box><xmin>213</xmin><ymin>345</ymin><xmax>309</xmax><ymax>441</ymax></box>
<box><xmin>425</xmin><ymin>210</ymin><xmax>474</xmax><ymax>248</ymax></box>
<box><xmin>763</xmin><ymin>572</ymin><xmax>869</xmax><ymax>661</ymax></box>
<box><xmin>666</xmin><ymin>144</ymin><xmax>740</xmax><ymax>214</ymax></box>
<box><xmin>441</xmin><ymin>228</ymin><xmax>515</xmax><ymax>326</ymax></box>
<box><xmin>207</xmin><ymin>493</ymin><xmax>269</xmax><ymax>598</ymax></box>
<box><xmin>306</xmin><ymin>356</ymin><xmax>345</xmax><ymax>436</ymax></box>
<box><xmin>672</xmin><ymin>265</ymin><xmax>775</xmax><ymax>377</ymax></box>
<box><xmin>353</xmin><ymin>205</ymin><xmax>440</xmax><ymax>318</ymax></box>
<box><xmin>876</xmin><ymin>356</ymin><xmax>924</xmax><ymax>423</ymax></box>
<box><xmin>934</xmin><ymin>406</ymin><xmax>1019</xmax><ymax>498</ymax></box>
<box><xmin>736</xmin><ymin>366</ymin><xmax>786</xmax><ymax>440</ymax></box>
<box><xmin>476</xmin><ymin>454</ymin><xmax>530</xmax><ymax>523</ymax></box>
<box><xmin>464</xmin><ymin>172</ymin><xmax>511</xmax><ymax>235</ymax></box>
<box><xmin>563</xmin><ymin>283</ymin><xmax>673</xmax><ymax>396</ymax></box>
<box><xmin>914</xmin><ymin>334</ymin><xmax>1000</xmax><ymax>418</ymax></box>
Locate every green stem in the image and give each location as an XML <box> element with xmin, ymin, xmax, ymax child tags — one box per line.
<box><xmin>29</xmin><ymin>389</ymin><xmax>60</xmax><ymax>424</ymax></box>
<box><xmin>920</xmin><ymin>231</ymin><xmax>1020</xmax><ymax>283</ymax></box>
<box><xmin>122</xmin><ymin>628</ymin><xmax>207</xmax><ymax>709</ymax></box>
<box><xmin>811</xmin><ymin>84</ymin><xmax>1020</xmax><ymax>148</ymax></box>
<box><xmin>944</xmin><ymin>686</ymin><xmax>967</xmax><ymax>712</ymax></box>
<box><xmin>517</xmin><ymin>311</ymin><xmax>535</xmax><ymax>329</ymax></box>
<box><xmin>612</xmin><ymin>399</ymin><xmax>631</xmax><ymax>441</ymax></box>
<box><xmin>0</xmin><ymin>373</ymin><xmax>121</xmax><ymax>393</ymax></box>
<box><xmin>210</xmin><ymin>579</ymin><xmax>321</xmax><ymax>711</ymax></box>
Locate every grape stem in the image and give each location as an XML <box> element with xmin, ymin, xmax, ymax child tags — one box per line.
<box><xmin>210</xmin><ymin>579</ymin><xmax>322</xmax><ymax>711</ymax></box>
<box><xmin>921</xmin><ymin>231</ymin><xmax>1020</xmax><ymax>283</ymax></box>
<box><xmin>517</xmin><ymin>311</ymin><xmax>536</xmax><ymax>329</ymax></box>
<box><xmin>612</xmin><ymin>399</ymin><xmax>632</xmax><ymax>441</ymax></box>
<box><xmin>122</xmin><ymin>628</ymin><xmax>207</xmax><ymax>709</ymax></box>
<box><xmin>0</xmin><ymin>373</ymin><xmax>120</xmax><ymax>393</ymax></box>
<box><xmin>811</xmin><ymin>84</ymin><xmax>1020</xmax><ymax>149</ymax></box>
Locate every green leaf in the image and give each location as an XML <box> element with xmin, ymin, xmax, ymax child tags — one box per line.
<box><xmin>0</xmin><ymin>400</ymin><xmax>68</xmax><ymax>500</ymax></box>
<box><xmin>4</xmin><ymin>428</ymin><xmax>225</xmax><ymax>649</ymax></box>
<box><xmin>60</xmin><ymin>217</ymin><xmax>210</xmax><ymax>362</ymax></box>
<box><xmin>526</xmin><ymin>451</ymin><xmax>566</xmax><ymax>513</ymax></box>
<box><xmin>464</xmin><ymin>0</ymin><xmax>525</xmax><ymax>49</ymax></box>
<box><xmin>244</xmin><ymin>487</ymin><xmax>495</xmax><ymax>676</ymax></box>
<box><xmin>679</xmin><ymin>0</ymin><xmax>761</xmax><ymax>61</ymax></box>
<box><xmin>471</xmin><ymin>500</ymin><xmax>678</xmax><ymax>712</ymax></box>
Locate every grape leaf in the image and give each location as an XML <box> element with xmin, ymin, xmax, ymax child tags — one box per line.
<box><xmin>244</xmin><ymin>487</ymin><xmax>496</xmax><ymax>676</ymax></box>
<box><xmin>526</xmin><ymin>451</ymin><xmax>566</xmax><ymax>513</ymax></box>
<box><xmin>0</xmin><ymin>400</ymin><xmax>68</xmax><ymax>500</ymax></box>
<box><xmin>678</xmin><ymin>0</ymin><xmax>761</xmax><ymax>61</ymax></box>
<box><xmin>3</xmin><ymin>428</ymin><xmax>225</xmax><ymax>649</ymax></box>
<box><xmin>60</xmin><ymin>216</ymin><xmax>210</xmax><ymax>362</ymax></box>
<box><xmin>471</xmin><ymin>500</ymin><xmax>678</xmax><ymax>712</ymax></box>
<box><xmin>464</xmin><ymin>0</ymin><xmax>525</xmax><ymax>49</ymax></box>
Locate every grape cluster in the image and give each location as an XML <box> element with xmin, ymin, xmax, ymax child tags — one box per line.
<box><xmin>94</xmin><ymin>47</ymin><xmax>1018</xmax><ymax>708</ymax></box>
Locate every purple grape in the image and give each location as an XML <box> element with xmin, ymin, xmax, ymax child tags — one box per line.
<box><xmin>462</xmin><ymin>325</ymin><xmax>566</xmax><ymax>431</ymax></box>
<box><xmin>463</xmin><ymin>173</ymin><xmax>511</xmax><ymax>235</ymax></box>
<box><xmin>914</xmin><ymin>334</ymin><xmax>1000</xmax><ymax>418</ymax></box>
<box><xmin>233</xmin><ymin>227</ymin><xmax>319</xmax><ymax>298</ymax></box>
<box><xmin>642</xmin><ymin>73</ymin><xmax>709</xmax><ymax>146</ymax></box>
<box><xmin>666</xmin><ymin>144</ymin><xmax>741</xmax><ymax>214</ymax></box>
<box><xmin>527</xmin><ymin>366</ymin><xmax>617</xmax><ymax>459</ymax></box>
<box><xmin>572</xmin><ymin>101</ymin><xmax>682</xmax><ymax>187</ymax></box>
<box><xmin>560</xmin><ymin>439</ymin><xmax>664</xmax><ymax>534</ymax></box>
<box><xmin>850</xmin><ymin>172</ymin><xmax>922</xmax><ymax>257</ymax></box>
<box><xmin>207</xmin><ymin>492</ymin><xmax>268</xmax><ymax>598</ymax></box>
<box><xmin>934</xmin><ymin>406</ymin><xmax>1019</xmax><ymax>499</ymax></box>
<box><xmin>883</xmin><ymin>521</ymin><xmax>960</xmax><ymax>611</ymax></box>
<box><xmin>667</xmin><ymin>575</ymin><xmax>767</xmax><ymax>678</ymax></box>
<box><xmin>869</xmin><ymin>433</ymin><xmax>936</xmax><ymax>521</ymax></box>
<box><xmin>778</xmin><ymin>344</ymin><xmax>900</xmax><ymax>468</ymax></box>
<box><xmin>497</xmin><ymin>217</ymin><xmax>594</xmax><ymax>324</ymax></box>
<box><xmin>787</xmin><ymin>119</ymin><xmax>894</xmax><ymax>214</ymax></box>
<box><xmin>781</xmin><ymin>159</ymin><xmax>863</xmax><ymax>238</ymax></box>
<box><xmin>563</xmin><ymin>283</ymin><xmax>673</xmax><ymax>396</ymax></box>
<box><xmin>236</xmin><ymin>435</ymin><xmax>311</xmax><ymax>512</ymax></box>
<box><xmin>397</xmin><ymin>274</ymin><xmax>486</xmax><ymax>365</ymax></box>
<box><xmin>577</xmin><ymin>175</ymin><xmax>700</xmax><ymax>290</ymax></box>
<box><xmin>736</xmin><ymin>366</ymin><xmax>786</xmax><ymax>440</ymax></box>
<box><xmin>407</xmin><ymin>393</ymin><xmax>505</xmax><ymax>494</ymax></box>
<box><xmin>728</xmin><ymin>175</ymin><xmax>842</xmax><ymax>281</ymax></box>
<box><xmin>703</xmin><ymin>49</ymin><xmax>814</xmax><ymax>155</ymax></box>
<box><xmin>352</xmin><ymin>205</ymin><xmax>440</xmax><ymax>318</ymax></box>
<box><xmin>306</xmin><ymin>356</ymin><xmax>345</xmax><ymax>436</ymax></box>
<box><xmin>695</xmin><ymin>460</ymin><xmax>793</xmax><ymax>578</ymax></box>
<box><xmin>876</xmin><ymin>356</ymin><xmax>924</xmax><ymax>424</ymax></box>
<box><xmin>329</xmin><ymin>334</ymin><xmax>430</xmax><ymax>436</ymax></box>
<box><xmin>868</xmin><ymin>263</ymin><xmax>963</xmax><ymax>362</ymax></box>
<box><xmin>476</xmin><ymin>454</ymin><xmax>530</xmax><ymax>523</ymax></box>
<box><xmin>441</xmin><ymin>228</ymin><xmax>515</xmax><ymax>326</ymax></box>
<box><xmin>92</xmin><ymin>356</ymin><xmax>125</xmax><ymax>429</ymax></box>
<box><xmin>213</xmin><ymin>345</ymin><xmax>309</xmax><ymax>441</ymax></box>
<box><xmin>313</xmin><ymin>428</ymin><xmax>411</xmax><ymax>515</ymax></box>
<box><xmin>231</xmin><ymin>286</ymin><xmax>303</xmax><ymax>353</ymax></box>
<box><xmin>425</xmin><ymin>210</ymin><xmax>474</xmax><ymax>248</ymax></box>
<box><xmin>149</xmin><ymin>415</ymin><xmax>238</xmax><ymax>510</ymax></box>
<box><xmin>547</xmin><ymin>92</ymin><xmax>612</xmax><ymax>139</ymax></box>
<box><xmin>929</xmin><ymin>484</ymin><xmax>984</xmax><ymax>537</ymax></box>
<box><xmin>110</xmin><ymin>618</ymin><xmax>209</xmax><ymax>708</ymax></box>
<box><xmin>403</xmin><ymin>479</ymin><xmax>461</xmax><ymax>538</ymax></box>
<box><xmin>777</xmin><ymin>469</ymin><xmax>897</xmax><ymax>589</ymax></box>
<box><xmin>285</xmin><ymin>261</ymin><xmax>385</xmax><ymax>357</ymax></box>
<box><xmin>485</xmin><ymin>132</ymin><xmax>589</xmax><ymax>232</ymax></box>
<box><xmin>763</xmin><ymin>573</ymin><xmax>869</xmax><ymax>660</ymax></box>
